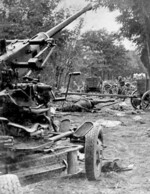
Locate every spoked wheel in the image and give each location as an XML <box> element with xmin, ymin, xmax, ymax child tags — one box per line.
<box><xmin>85</xmin><ymin>126</ymin><xmax>103</xmax><ymax>181</ymax></box>
<box><xmin>130</xmin><ymin>90</ymin><xmax>142</xmax><ymax>109</ymax></box>
<box><xmin>141</xmin><ymin>90</ymin><xmax>150</xmax><ymax>110</ymax></box>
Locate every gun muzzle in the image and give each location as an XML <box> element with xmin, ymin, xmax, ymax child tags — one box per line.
<box><xmin>46</xmin><ymin>4</ymin><xmax>93</xmax><ymax>38</ymax></box>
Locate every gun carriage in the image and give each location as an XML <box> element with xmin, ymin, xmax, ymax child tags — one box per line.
<box><xmin>0</xmin><ymin>4</ymin><xmax>104</xmax><ymax>194</ymax></box>
<box><xmin>130</xmin><ymin>78</ymin><xmax>150</xmax><ymax>110</ymax></box>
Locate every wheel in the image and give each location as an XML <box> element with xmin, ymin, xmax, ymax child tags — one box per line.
<box><xmin>130</xmin><ymin>90</ymin><xmax>142</xmax><ymax>109</ymax></box>
<box><xmin>141</xmin><ymin>90</ymin><xmax>150</xmax><ymax>110</ymax></box>
<box><xmin>0</xmin><ymin>174</ymin><xmax>23</xmax><ymax>194</ymax></box>
<box><xmin>85</xmin><ymin>126</ymin><xmax>103</xmax><ymax>181</ymax></box>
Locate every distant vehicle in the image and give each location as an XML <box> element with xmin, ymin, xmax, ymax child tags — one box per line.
<box><xmin>84</xmin><ymin>77</ymin><xmax>102</xmax><ymax>93</ymax></box>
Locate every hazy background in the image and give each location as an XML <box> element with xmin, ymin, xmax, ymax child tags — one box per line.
<box><xmin>58</xmin><ymin>0</ymin><xmax>136</xmax><ymax>50</ymax></box>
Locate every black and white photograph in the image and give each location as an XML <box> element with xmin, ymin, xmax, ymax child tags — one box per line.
<box><xmin>0</xmin><ymin>0</ymin><xmax>150</xmax><ymax>193</ymax></box>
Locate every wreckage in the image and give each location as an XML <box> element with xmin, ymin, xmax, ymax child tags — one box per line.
<box><xmin>0</xmin><ymin>4</ymin><xmax>105</xmax><ymax>194</ymax></box>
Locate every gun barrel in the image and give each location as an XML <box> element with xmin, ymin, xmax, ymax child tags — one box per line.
<box><xmin>46</xmin><ymin>3</ymin><xmax>92</xmax><ymax>38</ymax></box>
<box><xmin>37</xmin><ymin>84</ymin><xmax>52</xmax><ymax>91</ymax></box>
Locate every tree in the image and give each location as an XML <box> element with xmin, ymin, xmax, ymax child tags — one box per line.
<box><xmin>47</xmin><ymin>18</ymin><xmax>84</xmax><ymax>89</ymax></box>
<box><xmin>87</xmin><ymin>0</ymin><xmax>150</xmax><ymax>75</ymax></box>
<box><xmin>80</xmin><ymin>29</ymin><xmax>130</xmax><ymax>78</ymax></box>
<box><xmin>0</xmin><ymin>0</ymin><xmax>61</xmax><ymax>39</ymax></box>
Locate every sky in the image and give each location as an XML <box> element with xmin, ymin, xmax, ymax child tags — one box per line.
<box><xmin>58</xmin><ymin>0</ymin><xmax>136</xmax><ymax>50</ymax></box>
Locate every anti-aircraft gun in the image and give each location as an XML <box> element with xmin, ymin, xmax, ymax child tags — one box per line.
<box><xmin>0</xmin><ymin>3</ymin><xmax>92</xmax><ymax>132</ymax></box>
<box><xmin>0</xmin><ymin>3</ymin><xmax>92</xmax><ymax>99</ymax></box>
<box><xmin>0</xmin><ymin>4</ymin><xmax>104</xmax><ymax>192</ymax></box>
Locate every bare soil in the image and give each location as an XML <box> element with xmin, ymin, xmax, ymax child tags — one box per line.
<box><xmin>23</xmin><ymin>98</ymin><xmax>150</xmax><ymax>194</ymax></box>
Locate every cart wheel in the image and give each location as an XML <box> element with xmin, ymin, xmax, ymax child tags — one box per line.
<box><xmin>85</xmin><ymin>126</ymin><xmax>103</xmax><ymax>181</ymax></box>
<box><xmin>141</xmin><ymin>90</ymin><xmax>150</xmax><ymax>110</ymax></box>
<box><xmin>0</xmin><ymin>174</ymin><xmax>23</xmax><ymax>194</ymax></box>
<box><xmin>130</xmin><ymin>90</ymin><xmax>141</xmax><ymax>109</ymax></box>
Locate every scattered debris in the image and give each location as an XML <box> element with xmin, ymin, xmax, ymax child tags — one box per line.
<box><xmin>102</xmin><ymin>160</ymin><xmax>134</xmax><ymax>173</ymax></box>
<box><xmin>111</xmin><ymin>101</ymin><xmax>131</xmax><ymax>111</ymax></box>
<box><xmin>132</xmin><ymin>115</ymin><xmax>145</xmax><ymax>124</ymax></box>
<box><xmin>94</xmin><ymin>119</ymin><xmax>122</xmax><ymax>128</ymax></box>
<box><xmin>133</xmin><ymin>115</ymin><xmax>142</xmax><ymax>121</ymax></box>
<box><xmin>115</xmin><ymin>112</ymin><xmax>126</xmax><ymax>117</ymax></box>
<box><xmin>77</xmin><ymin>152</ymin><xmax>85</xmax><ymax>161</ymax></box>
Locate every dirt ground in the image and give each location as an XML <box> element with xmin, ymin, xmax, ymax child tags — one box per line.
<box><xmin>23</xmin><ymin>97</ymin><xmax>150</xmax><ymax>194</ymax></box>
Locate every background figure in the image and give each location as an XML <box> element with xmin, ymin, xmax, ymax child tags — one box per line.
<box><xmin>117</xmin><ymin>76</ymin><xmax>125</xmax><ymax>95</ymax></box>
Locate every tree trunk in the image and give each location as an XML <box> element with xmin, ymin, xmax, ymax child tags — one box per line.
<box><xmin>141</xmin><ymin>46</ymin><xmax>150</xmax><ymax>76</ymax></box>
<box><xmin>140</xmin><ymin>3</ymin><xmax>150</xmax><ymax>77</ymax></box>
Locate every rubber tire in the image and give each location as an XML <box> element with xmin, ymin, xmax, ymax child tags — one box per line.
<box><xmin>85</xmin><ymin>126</ymin><xmax>103</xmax><ymax>181</ymax></box>
<box><xmin>141</xmin><ymin>90</ymin><xmax>150</xmax><ymax>110</ymax></box>
<box><xmin>0</xmin><ymin>174</ymin><xmax>23</xmax><ymax>194</ymax></box>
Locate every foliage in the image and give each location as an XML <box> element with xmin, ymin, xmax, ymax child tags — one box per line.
<box><xmin>0</xmin><ymin>0</ymin><xmax>62</xmax><ymax>39</ymax></box>
<box><xmin>48</xmin><ymin>18</ymin><xmax>84</xmax><ymax>89</ymax></box>
<box><xmin>80</xmin><ymin>29</ymin><xmax>130</xmax><ymax>77</ymax></box>
<box><xmin>87</xmin><ymin>0</ymin><xmax>150</xmax><ymax>75</ymax></box>
<box><xmin>127</xmin><ymin>51</ymin><xmax>147</xmax><ymax>74</ymax></box>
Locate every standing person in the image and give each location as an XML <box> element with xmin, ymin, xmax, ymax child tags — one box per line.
<box><xmin>117</xmin><ymin>76</ymin><xmax>125</xmax><ymax>95</ymax></box>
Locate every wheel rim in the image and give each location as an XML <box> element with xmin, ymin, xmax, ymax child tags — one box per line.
<box><xmin>142</xmin><ymin>98</ymin><xmax>150</xmax><ymax>109</ymax></box>
<box><xmin>142</xmin><ymin>91</ymin><xmax>150</xmax><ymax>109</ymax></box>
<box><xmin>95</xmin><ymin>138</ymin><xmax>103</xmax><ymax>177</ymax></box>
<box><xmin>130</xmin><ymin>90</ymin><xmax>141</xmax><ymax>109</ymax></box>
